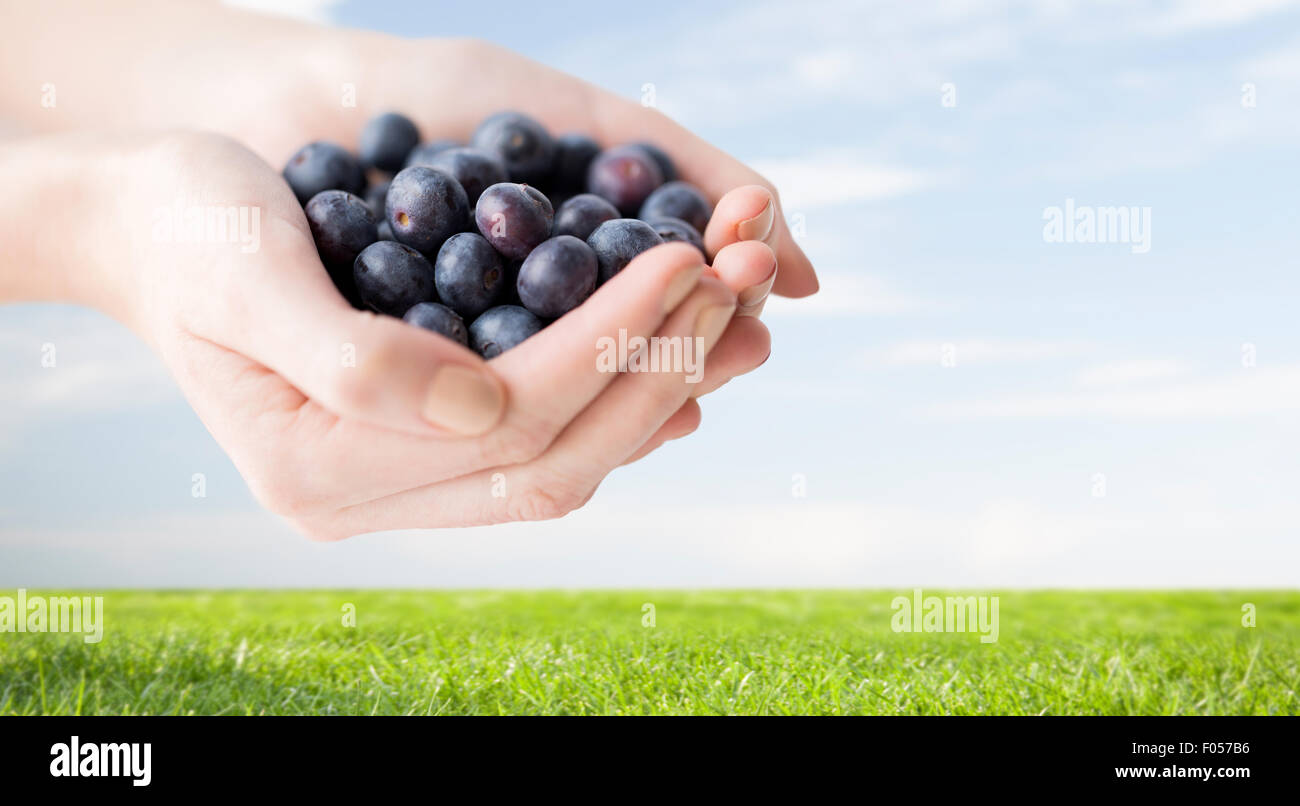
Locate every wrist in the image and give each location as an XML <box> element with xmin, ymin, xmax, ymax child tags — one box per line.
<box><xmin>0</xmin><ymin>134</ymin><xmax>133</xmax><ymax>319</ymax></box>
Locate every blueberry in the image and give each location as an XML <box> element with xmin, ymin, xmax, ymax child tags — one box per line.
<box><xmin>553</xmin><ymin>193</ymin><xmax>619</xmax><ymax>241</ymax></box>
<box><xmin>469</xmin><ymin>305</ymin><xmax>543</xmax><ymax>358</ymax></box>
<box><xmin>405</xmin><ymin>139</ymin><xmax>461</xmax><ymax>168</ymax></box>
<box><xmin>631</xmin><ymin>142</ymin><xmax>677</xmax><ymax>182</ymax></box>
<box><xmin>646</xmin><ymin>216</ymin><xmax>704</xmax><ymax>255</ymax></box>
<box><xmin>517</xmin><ymin>235</ymin><xmax>598</xmax><ymax>319</ymax></box>
<box><xmin>385</xmin><ymin>166</ymin><xmax>470</xmax><ymax>254</ymax></box>
<box><xmin>304</xmin><ymin>190</ymin><xmax>378</xmax><ymax>306</ymax></box>
<box><xmin>353</xmin><ymin>240</ymin><xmax>437</xmax><ymax>316</ymax></box>
<box><xmin>426</xmin><ymin>147</ymin><xmax>508</xmax><ymax>206</ymax></box>
<box><xmin>467</xmin><ymin>304</ymin><xmax>543</xmax><ymax>356</ymax></box>
<box><xmin>283</xmin><ymin>141</ymin><xmax>365</xmax><ymax>205</ymax></box>
<box><xmin>587</xmin><ymin>145</ymin><xmax>664</xmax><ymax>215</ymax></box>
<box><xmin>586</xmin><ymin>218</ymin><xmax>664</xmax><ymax>284</ymax></box>
<box><xmin>435</xmin><ymin>232</ymin><xmax>506</xmax><ymax>320</ymax></box>
<box><xmin>639</xmin><ymin>181</ymin><xmax>712</xmax><ymax>234</ymax></box>
<box><xmin>359</xmin><ymin>112</ymin><xmax>420</xmax><ymax>173</ymax></box>
<box><xmin>403</xmin><ymin>302</ymin><xmax>468</xmax><ymax>346</ymax></box>
<box><xmin>471</xmin><ymin>111</ymin><xmax>555</xmax><ymax>184</ymax></box>
<box><xmin>364</xmin><ymin>181</ymin><xmax>390</xmax><ymax>217</ymax></box>
<box><xmin>475</xmin><ymin>182</ymin><xmax>554</xmax><ymax>261</ymax></box>
<box><xmin>551</xmin><ymin>133</ymin><xmax>600</xmax><ymax>192</ymax></box>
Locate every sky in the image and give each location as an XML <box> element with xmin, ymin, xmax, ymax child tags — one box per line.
<box><xmin>2</xmin><ymin>0</ymin><xmax>1299</xmax><ymax>587</ymax></box>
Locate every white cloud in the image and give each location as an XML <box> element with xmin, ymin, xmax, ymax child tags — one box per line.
<box><xmin>764</xmin><ymin>272</ymin><xmax>939</xmax><ymax>317</ymax></box>
<box><xmin>1241</xmin><ymin>34</ymin><xmax>1300</xmax><ymax>79</ymax></box>
<box><xmin>750</xmin><ymin>151</ymin><xmax>933</xmax><ymax>209</ymax></box>
<box><xmin>0</xmin><ymin>318</ymin><xmax>177</xmax><ymax>418</ymax></box>
<box><xmin>1074</xmin><ymin>358</ymin><xmax>1191</xmax><ymax>387</ymax></box>
<box><xmin>865</xmin><ymin>339</ymin><xmax>1089</xmax><ymax>367</ymax></box>
<box><xmin>7</xmin><ymin>494</ymin><xmax>1298</xmax><ymax>587</ymax></box>
<box><xmin>1134</xmin><ymin>0</ymin><xmax>1299</xmax><ymax>36</ymax></box>
<box><xmin>928</xmin><ymin>365</ymin><xmax>1300</xmax><ymax>420</ymax></box>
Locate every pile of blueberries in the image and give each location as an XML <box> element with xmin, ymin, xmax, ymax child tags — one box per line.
<box><xmin>284</xmin><ymin>111</ymin><xmax>713</xmax><ymax>358</ymax></box>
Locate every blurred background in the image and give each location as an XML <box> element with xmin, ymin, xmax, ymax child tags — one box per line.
<box><xmin>2</xmin><ymin>0</ymin><xmax>1298</xmax><ymax>587</ymax></box>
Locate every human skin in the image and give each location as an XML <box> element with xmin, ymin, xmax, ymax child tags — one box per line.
<box><xmin>0</xmin><ymin>1</ymin><xmax>819</xmax><ymax>538</ymax></box>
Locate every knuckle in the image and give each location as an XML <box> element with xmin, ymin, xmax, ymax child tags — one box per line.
<box><xmin>507</xmin><ymin>482</ymin><xmax>591</xmax><ymax>523</ymax></box>
<box><xmin>484</xmin><ymin>419</ymin><xmax>554</xmax><ymax>466</ymax></box>
<box><xmin>246</xmin><ymin>473</ymin><xmax>318</xmax><ymax>519</ymax></box>
<box><xmin>327</xmin><ymin>365</ymin><xmax>378</xmax><ymax>413</ymax></box>
<box><xmin>647</xmin><ymin>376</ymin><xmax>690</xmax><ymax>410</ymax></box>
<box><xmin>243</xmin><ymin>447</ymin><xmax>330</xmax><ymax>520</ymax></box>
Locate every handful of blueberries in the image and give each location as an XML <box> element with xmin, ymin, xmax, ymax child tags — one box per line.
<box><xmin>284</xmin><ymin>111</ymin><xmax>713</xmax><ymax>358</ymax></box>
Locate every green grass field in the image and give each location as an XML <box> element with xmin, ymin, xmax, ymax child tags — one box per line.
<box><xmin>1</xmin><ymin>590</ymin><xmax>1297</xmax><ymax>715</ymax></box>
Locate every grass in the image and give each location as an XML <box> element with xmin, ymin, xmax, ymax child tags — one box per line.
<box><xmin>0</xmin><ymin>590</ymin><xmax>1297</xmax><ymax>715</ymax></box>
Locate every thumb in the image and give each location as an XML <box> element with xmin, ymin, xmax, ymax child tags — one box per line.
<box><xmin>206</xmin><ymin>244</ymin><xmax>506</xmax><ymax>437</ymax></box>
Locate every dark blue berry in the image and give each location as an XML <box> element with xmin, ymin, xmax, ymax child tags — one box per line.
<box><xmin>553</xmin><ymin>193</ymin><xmax>619</xmax><ymax>241</ymax></box>
<box><xmin>305</xmin><ymin>190</ymin><xmax>377</xmax><ymax>306</ymax></box>
<box><xmin>469</xmin><ymin>305</ymin><xmax>543</xmax><ymax>358</ymax></box>
<box><xmin>403</xmin><ymin>302</ymin><xmax>468</xmax><ymax>346</ymax></box>
<box><xmin>646</xmin><ymin>216</ymin><xmax>705</xmax><ymax>255</ymax></box>
<box><xmin>283</xmin><ymin>141</ymin><xmax>365</xmax><ymax>205</ymax></box>
<box><xmin>426</xmin><ymin>147</ymin><xmax>508</xmax><ymax>206</ymax></box>
<box><xmin>364</xmin><ymin>181</ymin><xmax>390</xmax><ymax>217</ymax></box>
<box><xmin>631</xmin><ymin>142</ymin><xmax>677</xmax><ymax>182</ymax></box>
<box><xmin>435</xmin><ymin>232</ymin><xmax>506</xmax><ymax>320</ymax></box>
<box><xmin>475</xmin><ymin>182</ymin><xmax>553</xmax><ymax>261</ymax></box>
<box><xmin>359</xmin><ymin>112</ymin><xmax>420</xmax><ymax>173</ymax></box>
<box><xmin>586</xmin><ymin>218</ymin><xmax>664</xmax><ymax>283</ymax></box>
<box><xmin>471</xmin><ymin>111</ymin><xmax>555</xmax><ymax>185</ymax></box>
<box><xmin>551</xmin><ymin>133</ymin><xmax>600</xmax><ymax>192</ymax></box>
<box><xmin>405</xmin><ymin>139</ymin><xmax>461</xmax><ymax>168</ymax></box>
<box><xmin>385</xmin><ymin>166</ymin><xmax>470</xmax><ymax>254</ymax></box>
<box><xmin>639</xmin><ymin>181</ymin><xmax>712</xmax><ymax>233</ymax></box>
<box><xmin>587</xmin><ymin>145</ymin><xmax>664</xmax><ymax>215</ymax></box>
<box><xmin>517</xmin><ymin>235</ymin><xmax>598</xmax><ymax>319</ymax></box>
<box><xmin>353</xmin><ymin>240</ymin><xmax>437</xmax><ymax>316</ymax></box>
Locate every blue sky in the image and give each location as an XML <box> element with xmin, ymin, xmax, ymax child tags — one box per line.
<box><xmin>3</xmin><ymin>0</ymin><xmax>1300</xmax><ymax>586</ymax></box>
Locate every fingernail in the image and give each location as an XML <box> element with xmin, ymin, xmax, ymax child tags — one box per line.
<box><xmin>693</xmin><ymin>303</ymin><xmax>735</xmax><ymax>353</ymax></box>
<box><xmin>736</xmin><ymin>198</ymin><xmax>774</xmax><ymax>242</ymax></box>
<box><xmin>422</xmin><ymin>364</ymin><xmax>505</xmax><ymax>435</ymax></box>
<box><xmin>737</xmin><ymin>261</ymin><xmax>778</xmax><ymax>312</ymax></box>
<box><xmin>663</xmin><ymin>263</ymin><xmax>704</xmax><ymax>314</ymax></box>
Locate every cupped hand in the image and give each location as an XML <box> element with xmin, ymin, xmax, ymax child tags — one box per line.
<box><xmin>243</xmin><ymin>36</ymin><xmax>812</xmax><ymax>399</ymax></box>
<box><xmin>100</xmin><ymin>132</ymin><xmax>777</xmax><ymax>538</ymax></box>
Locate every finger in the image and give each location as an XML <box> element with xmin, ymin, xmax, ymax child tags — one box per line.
<box><xmin>531</xmin><ymin>277</ymin><xmax>733</xmax><ymax>482</ymax></box>
<box><xmin>582</xmin><ymin>108</ymin><xmax>817</xmax><ymax>299</ymax></box>
<box><xmin>199</xmin><ymin>235</ymin><xmax>505</xmax><ymax>437</ymax></box>
<box><xmin>198</xmin><ymin>240</ymin><xmax>707</xmax><ymax>514</ymax></box>
<box><xmin>309</xmin><ymin>278</ymin><xmax>736</xmax><ymax>537</ymax></box>
<box><xmin>620</xmin><ymin>399</ymin><xmax>702</xmax><ymax>466</ymax></box>
<box><xmin>709</xmin><ymin>238</ymin><xmax>778</xmax><ymax>317</ymax></box>
<box><xmin>489</xmin><ymin>241</ymin><xmax>704</xmax><ymax>436</ymax></box>
<box><xmin>690</xmin><ymin>315</ymin><xmax>771</xmax><ymax>398</ymax></box>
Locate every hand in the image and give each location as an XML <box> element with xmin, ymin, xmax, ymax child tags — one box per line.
<box><xmin>7</xmin><ymin>131</ymin><xmax>780</xmax><ymax>539</ymax></box>
<box><xmin>2</xmin><ymin>7</ymin><xmax>816</xmax><ymax>398</ymax></box>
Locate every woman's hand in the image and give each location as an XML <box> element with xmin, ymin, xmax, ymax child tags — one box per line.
<box><xmin>1</xmin><ymin>131</ymin><xmax>781</xmax><ymax>538</ymax></box>
<box><xmin>2</xmin><ymin>3</ymin><xmax>816</xmax><ymax>397</ymax></box>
